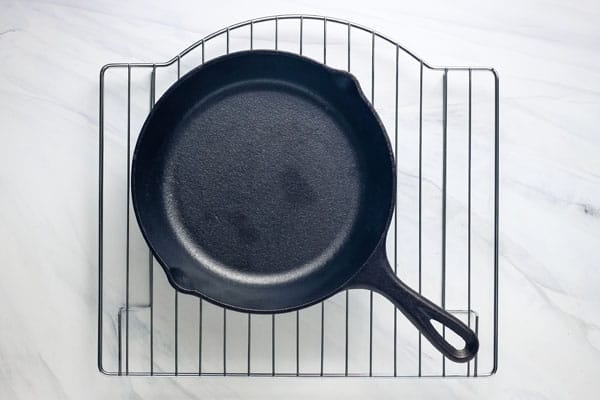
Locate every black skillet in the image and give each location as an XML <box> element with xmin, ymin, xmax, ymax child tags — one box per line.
<box><xmin>132</xmin><ymin>50</ymin><xmax>478</xmax><ymax>363</ymax></box>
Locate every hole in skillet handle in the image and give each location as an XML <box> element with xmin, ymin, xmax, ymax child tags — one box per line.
<box><xmin>346</xmin><ymin>244</ymin><xmax>479</xmax><ymax>363</ymax></box>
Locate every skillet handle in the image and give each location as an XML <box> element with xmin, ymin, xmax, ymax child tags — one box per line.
<box><xmin>347</xmin><ymin>246</ymin><xmax>479</xmax><ymax>363</ymax></box>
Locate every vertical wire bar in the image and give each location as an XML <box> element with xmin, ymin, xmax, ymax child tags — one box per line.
<box><xmin>223</xmin><ymin>308</ymin><xmax>227</xmax><ymax>375</ymax></box>
<box><xmin>226</xmin><ymin>28</ymin><xmax>230</xmax><ymax>53</ymax></box>
<box><xmin>174</xmin><ymin>279</ymin><xmax>178</xmax><ymax>372</ymax></box>
<box><xmin>295</xmin><ymin>16</ymin><xmax>302</xmax><ymax>377</ymax></box>
<box><xmin>174</xmin><ymin>58</ymin><xmax>181</xmax><ymax>377</ymax></box>
<box><xmin>347</xmin><ymin>23</ymin><xmax>351</xmax><ymax>71</ymax></box>
<box><xmin>296</xmin><ymin>311</ymin><xmax>299</xmax><ymax>376</ymax></box>
<box><xmin>418</xmin><ymin>61</ymin><xmax>423</xmax><ymax>377</ymax></box>
<box><xmin>247</xmin><ymin>28</ymin><xmax>252</xmax><ymax>376</ymax></box>
<box><xmin>126</xmin><ymin>64</ymin><xmax>131</xmax><ymax>376</ymax></box>
<box><xmin>149</xmin><ymin>65</ymin><xmax>156</xmax><ymax>376</ymax></box>
<box><xmin>198</xmin><ymin>44</ymin><xmax>205</xmax><ymax>376</ymax></box>
<box><xmin>118</xmin><ymin>310</ymin><xmax>122</xmax><ymax>375</ymax></box>
<box><xmin>320</xmin><ymin>304</ymin><xmax>325</xmax><ymax>376</ymax></box>
<box><xmin>323</xmin><ymin>17</ymin><xmax>327</xmax><ymax>63</ymax></box>
<box><xmin>247</xmin><ymin>314</ymin><xmax>251</xmax><ymax>376</ymax></box>
<box><xmin>271</xmin><ymin>314</ymin><xmax>275</xmax><ymax>376</ymax></box>
<box><xmin>369</xmin><ymin>31</ymin><xmax>375</xmax><ymax>378</ymax></box>
<box><xmin>344</xmin><ymin>292</ymin><xmax>349</xmax><ymax>376</ymax></box>
<box><xmin>198</xmin><ymin>300</ymin><xmax>203</xmax><ymax>375</ymax></box>
<box><xmin>344</xmin><ymin>22</ymin><xmax>351</xmax><ymax>378</ymax></box>
<box><xmin>467</xmin><ymin>68</ymin><xmax>472</xmax><ymax>377</ymax></box>
<box><xmin>223</xmin><ymin>29</ymin><xmax>230</xmax><ymax>378</ymax></box>
<box><xmin>149</xmin><ymin>250</ymin><xmax>154</xmax><ymax>375</ymax></box>
<box><xmin>493</xmin><ymin>70</ymin><xmax>500</xmax><ymax>375</ymax></box>
<box><xmin>299</xmin><ymin>16</ymin><xmax>303</xmax><ymax>55</ymax></box>
<box><xmin>320</xmin><ymin>16</ymin><xmax>327</xmax><ymax>378</ymax></box>
<box><xmin>98</xmin><ymin>65</ymin><xmax>105</xmax><ymax>375</ymax></box>
<box><xmin>441</xmin><ymin>68</ymin><xmax>448</xmax><ymax>376</ymax></box>
<box><xmin>393</xmin><ymin>45</ymin><xmax>399</xmax><ymax>377</ymax></box>
<box><xmin>275</xmin><ymin>17</ymin><xmax>279</xmax><ymax>50</ymax></box>
<box><xmin>474</xmin><ymin>315</ymin><xmax>479</xmax><ymax>376</ymax></box>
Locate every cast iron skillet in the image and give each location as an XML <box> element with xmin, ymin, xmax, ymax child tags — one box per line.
<box><xmin>132</xmin><ymin>50</ymin><xmax>478</xmax><ymax>363</ymax></box>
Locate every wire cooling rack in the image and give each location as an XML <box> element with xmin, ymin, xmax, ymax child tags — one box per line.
<box><xmin>98</xmin><ymin>15</ymin><xmax>498</xmax><ymax>377</ymax></box>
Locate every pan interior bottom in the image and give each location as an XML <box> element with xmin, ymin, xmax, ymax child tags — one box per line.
<box><xmin>160</xmin><ymin>80</ymin><xmax>364</xmax><ymax>284</ymax></box>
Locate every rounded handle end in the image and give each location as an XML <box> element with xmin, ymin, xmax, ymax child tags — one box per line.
<box><xmin>415</xmin><ymin>305</ymin><xmax>479</xmax><ymax>363</ymax></box>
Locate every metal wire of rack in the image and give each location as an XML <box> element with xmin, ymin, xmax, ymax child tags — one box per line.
<box><xmin>98</xmin><ymin>15</ymin><xmax>499</xmax><ymax>377</ymax></box>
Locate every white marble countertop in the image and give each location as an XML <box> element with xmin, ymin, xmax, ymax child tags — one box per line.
<box><xmin>1</xmin><ymin>0</ymin><xmax>599</xmax><ymax>398</ymax></box>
